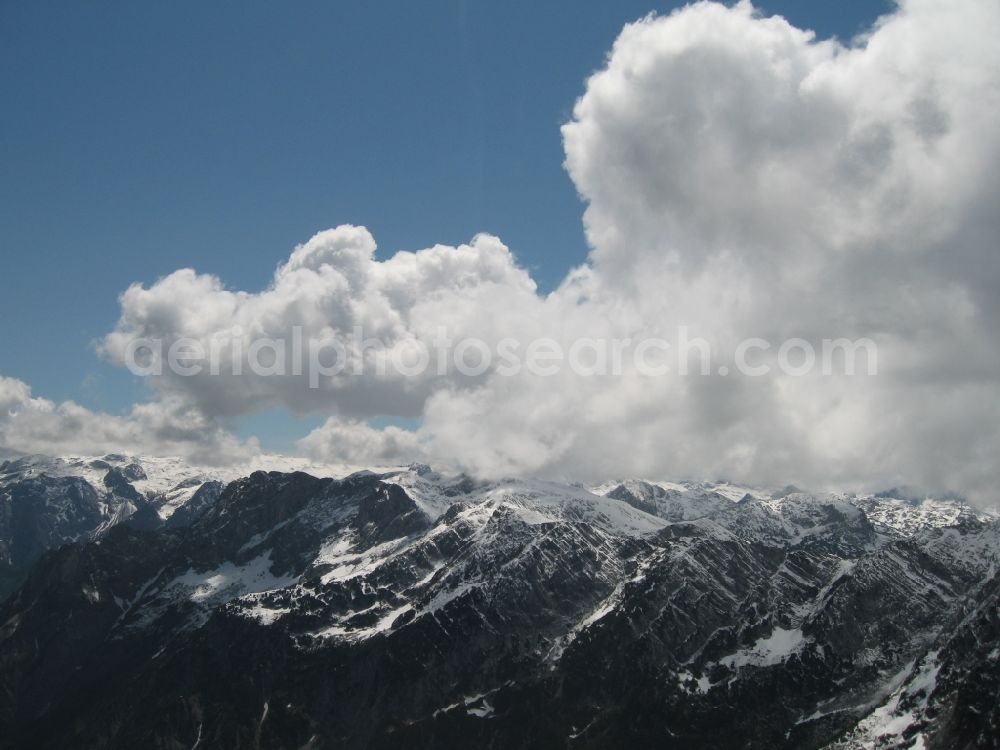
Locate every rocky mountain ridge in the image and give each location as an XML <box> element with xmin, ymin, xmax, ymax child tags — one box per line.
<box><xmin>0</xmin><ymin>457</ymin><xmax>997</xmax><ymax>748</ymax></box>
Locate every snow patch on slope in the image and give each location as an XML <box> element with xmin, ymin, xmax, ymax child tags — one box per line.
<box><xmin>720</xmin><ymin>627</ymin><xmax>808</xmax><ymax>669</ymax></box>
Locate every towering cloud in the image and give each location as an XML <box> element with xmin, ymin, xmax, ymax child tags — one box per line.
<box><xmin>341</xmin><ymin>0</ymin><xmax>1000</xmax><ymax>502</ymax></box>
<box><xmin>551</xmin><ymin>0</ymin><xmax>1000</xmax><ymax>499</ymax></box>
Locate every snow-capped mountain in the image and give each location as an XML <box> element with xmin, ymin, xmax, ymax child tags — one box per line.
<box><xmin>0</xmin><ymin>457</ymin><xmax>998</xmax><ymax>748</ymax></box>
<box><xmin>0</xmin><ymin>451</ymin><xmax>394</xmax><ymax>599</ymax></box>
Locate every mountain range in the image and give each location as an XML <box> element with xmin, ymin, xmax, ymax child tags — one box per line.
<box><xmin>1</xmin><ymin>452</ymin><xmax>998</xmax><ymax>748</ymax></box>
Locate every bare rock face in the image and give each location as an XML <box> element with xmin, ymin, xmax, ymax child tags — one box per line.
<box><xmin>0</xmin><ymin>462</ymin><xmax>998</xmax><ymax>749</ymax></box>
<box><xmin>0</xmin><ymin>475</ymin><xmax>103</xmax><ymax>570</ymax></box>
<box><xmin>0</xmin><ymin>455</ymin><xmax>223</xmax><ymax>601</ymax></box>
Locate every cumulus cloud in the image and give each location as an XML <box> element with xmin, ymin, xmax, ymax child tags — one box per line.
<box><xmin>11</xmin><ymin>0</ymin><xmax>1000</xmax><ymax>503</ymax></box>
<box><xmin>404</xmin><ymin>0</ymin><xmax>1000</xmax><ymax>502</ymax></box>
<box><xmin>101</xmin><ymin>228</ymin><xmax>542</xmax><ymax>419</ymax></box>
<box><xmin>0</xmin><ymin>376</ymin><xmax>256</xmax><ymax>463</ymax></box>
<box><xmin>418</xmin><ymin>0</ymin><xmax>998</xmax><ymax>503</ymax></box>
<box><xmin>550</xmin><ymin>0</ymin><xmax>1000</xmax><ymax>500</ymax></box>
<box><xmin>298</xmin><ymin>417</ymin><xmax>426</xmax><ymax>466</ymax></box>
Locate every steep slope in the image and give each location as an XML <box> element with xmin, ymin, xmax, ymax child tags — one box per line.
<box><xmin>0</xmin><ymin>466</ymin><xmax>996</xmax><ymax>749</ymax></box>
<box><xmin>0</xmin><ymin>454</ymin><xmax>223</xmax><ymax>600</ymax></box>
<box><xmin>825</xmin><ymin>522</ymin><xmax>1000</xmax><ymax>749</ymax></box>
<box><xmin>0</xmin><ymin>451</ymin><xmax>376</xmax><ymax>601</ymax></box>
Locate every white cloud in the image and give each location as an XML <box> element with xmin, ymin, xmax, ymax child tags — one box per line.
<box><xmin>298</xmin><ymin>417</ymin><xmax>426</xmax><ymax>466</ymax></box>
<box><xmin>10</xmin><ymin>0</ymin><xmax>1000</xmax><ymax>503</ymax></box>
<box><xmin>101</xmin><ymin>227</ymin><xmax>542</xmax><ymax>419</ymax></box>
<box><xmin>0</xmin><ymin>376</ymin><xmax>256</xmax><ymax>464</ymax></box>
<box><xmin>548</xmin><ymin>0</ymin><xmax>1000</xmax><ymax>500</ymax></box>
<box><xmin>413</xmin><ymin>0</ymin><xmax>1000</xmax><ymax>502</ymax></box>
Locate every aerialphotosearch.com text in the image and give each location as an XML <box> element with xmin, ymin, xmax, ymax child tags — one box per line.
<box><xmin>122</xmin><ymin>326</ymin><xmax>878</xmax><ymax>385</ymax></box>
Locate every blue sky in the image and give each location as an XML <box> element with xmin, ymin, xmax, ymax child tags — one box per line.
<box><xmin>0</xmin><ymin>0</ymin><xmax>888</xmax><ymax>450</ymax></box>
